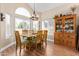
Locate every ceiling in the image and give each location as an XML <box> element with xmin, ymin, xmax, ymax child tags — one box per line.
<box><xmin>28</xmin><ymin>3</ymin><xmax>69</xmax><ymax>12</ymax></box>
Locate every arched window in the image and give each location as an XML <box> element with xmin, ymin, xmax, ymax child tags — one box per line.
<box><xmin>15</xmin><ymin>7</ymin><xmax>31</xmax><ymax>30</ymax></box>
<box><xmin>15</xmin><ymin>7</ymin><xmax>31</xmax><ymax>17</ymax></box>
<box><xmin>15</xmin><ymin>18</ymin><xmax>30</xmax><ymax>30</ymax></box>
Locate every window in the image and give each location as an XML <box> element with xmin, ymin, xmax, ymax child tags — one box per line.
<box><xmin>42</xmin><ymin>20</ymin><xmax>48</xmax><ymax>30</ymax></box>
<box><xmin>33</xmin><ymin>21</ymin><xmax>39</xmax><ymax>31</ymax></box>
<box><xmin>15</xmin><ymin>7</ymin><xmax>31</xmax><ymax>17</ymax></box>
<box><xmin>5</xmin><ymin>14</ymin><xmax>11</xmax><ymax>39</ymax></box>
<box><xmin>15</xmin><ymin>18</ymin><xmax>30</xmax><ymax>30</ymax></box>
<box><xmin>15</xmin><ymin>7</ymin><xmax>31</xmax><ymax>30</ymax></box>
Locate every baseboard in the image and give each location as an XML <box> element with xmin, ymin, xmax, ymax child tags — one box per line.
<box><xmin>0</xmin><ymin>41</ymin><xmax>16</xmax><ymax>52</ymax></box>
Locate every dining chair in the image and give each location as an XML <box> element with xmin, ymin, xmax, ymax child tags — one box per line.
<box><xmin>43</xmin><ymin>30</ymin><xmax>48</xmax><ymax>48</ymax></box>
<box><xmin>15</xmin><ymin>31</ymin><xmax>26</xmax><ymax>56</ymax></box>
<box><xmin>35</xmin><ymin>30</ymin><xmax>43</xmax><ymax>49</ymax></box>
<box><xmin>22</xmin><ymin>30</ymin><xmax>28</xmax><ymax>35</ymax></box>
<box><xmin>22</xmin><ymin>30</ymin><xmax>36</xmax><ymax>50</ymax></box>
<box><xmin>26</xmin><ymin>36</ymin><xmax>35</xmax><ymax>50</ymax></box>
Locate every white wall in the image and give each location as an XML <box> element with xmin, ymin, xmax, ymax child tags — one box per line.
<box><xmin>0</xmin><ymin>3</ymin><xmax>33</xmax><ymax>48</ymax></box>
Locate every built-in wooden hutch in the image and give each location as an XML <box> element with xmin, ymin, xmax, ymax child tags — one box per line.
<box><xmin>54</xmin><ymin>14</ymin><xmax>76</xmax><ymax>49</ymax></box>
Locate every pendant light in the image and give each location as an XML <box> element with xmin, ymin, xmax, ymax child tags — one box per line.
<box><xmin>30</xmin><ymin>2</ymin><xmax>39</xmax><ymax>21</ymax></box>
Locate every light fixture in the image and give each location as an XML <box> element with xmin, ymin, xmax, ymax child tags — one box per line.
<box><xmin>30</xmin><ymin>2</ymin><xmax>39</xmax><ymax>21</ymax></box>
<box><xmin>0</xmin><ymin>13</ymin><xmax>5</xmax><ymax>21</ymax></box>
<box><xmin>70</xmin><ymin>5</ymin><xmax>76</xmax><ymax>14</ymax></box>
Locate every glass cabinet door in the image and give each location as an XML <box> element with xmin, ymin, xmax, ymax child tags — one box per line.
<box><xmin>55</xmin><ymin>19</ymin><xmax>63</xmax><ymax>32</ymax></box>
<box><xmin>64</xmin><ymin>18</ymin><xmax>74</xmax><ymax>33</ymax></box>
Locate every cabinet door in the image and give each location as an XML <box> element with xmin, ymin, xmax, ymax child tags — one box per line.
<box><xmin>69</xmin><ymin>33</ymin><xmax>76</xmax><ymax>48</ymax></box>
<box><xmin>64</xmin><ymin>33</ymin><xmax>76</xmax><ymax>48</ymax></box>
<box><xmin>59</xmin><ymin>34</ymin><xmax>64</xmax><ymax>45</ymax></box>
<box><xmin>54</xmin><ymin>32</ymin><xmax>63</xmax><ymax>45</ymax></box>
<box><xmin>55</xmin><ymin>19</ymin><xmax>63</xmax><ymax>32</ymax></box>
<box><xmin>54</xmin><ymin>33</ymin><xmax>60</xmax><ymax>44</ymax></box>
<box><xmin>68</xmin><ymin>38</ymin><xmax>72</xmax><ymax>48</ymax></box>
<box><xmin>72</xmin><ymin>39</ymin><xmax>76</xmax><ymax>48</ymax></box>
<box><xmin>64</xmin><ymin>33</ymin><xmax>69</xmax><ymax>46</ymax></box>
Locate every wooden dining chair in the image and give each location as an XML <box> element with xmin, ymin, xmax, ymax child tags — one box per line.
<box><xmin>22</xmin><ymin>30</ymin><xmax>28</xmax><ymax>35</ymax></box>
<box><xmin>35</xmin><ymin>30</ymin><xmax>43</xmax><ymax>49</ymax></box>
<box><xmin>26</xmin><ymin>36</ymin><xmax>34</xmax><ymax>50</ymax></box>
<box><xmin>43</xmin><ymin>30</ymin><xmax>48</xmax><ymax>47</ymax></box>
<box><xmin>15</xmin><ymin>31</ymin><xmax>26</xmax><ymax>56</ymax></box>
<box><xmin>22</xmin><ymin>30</ymin><xmax>35</xmax><ymax>50</ymax></box>
<box><xmin>38</xmin><ymin>30</ymin><xmax>48</xmax><ymax>49</ymax></box>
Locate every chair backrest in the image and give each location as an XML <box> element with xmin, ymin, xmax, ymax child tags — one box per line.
<box><xmin>15</xmin><ymin>31</ymin><xmax>21</xmax><ymax>46</ymax></box>
<box><xmin>36</xmin><ymin>30</ymin><xmax>43</xmax><ymax>43</ymax></box>
<box><xmin>38</xmin><ymin>30</ymin><xmax>43</xmax><ymax>35</ymax></box>
<box><xmin>28</xmin><ymin>30</ymin><xmax>33</xmax><ymax>36</ymax></box>
<box><xmin>22</xmin><ymin>30</ymin><xmax>28</xmax><ymax>35</ymax></box>
<box><xmin>43</xmin><ymin>30</ymin><xmax>48</xmax><ymax>41</ymax></box>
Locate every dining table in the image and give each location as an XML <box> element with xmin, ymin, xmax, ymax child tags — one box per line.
<box><xmin>20</xmin><ymin>30</ymin><xmax>37</xmax><ymax>50</ymax></box>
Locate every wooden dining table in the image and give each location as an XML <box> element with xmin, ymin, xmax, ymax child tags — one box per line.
<box><xmin>18</xmin><ymin>30</ymin><xmax>47</xmax><ymax>50</ymax></box>
<box><xmin>19</xmin><ymin>30</ymin><xmax>37</xmax><ymax>50</ymax></box>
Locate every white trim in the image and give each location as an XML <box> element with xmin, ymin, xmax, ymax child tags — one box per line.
<box><xmin>0</xmin><ymin>42</ymin><xmax>16</xmax><ymax>52</ymax></box>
